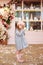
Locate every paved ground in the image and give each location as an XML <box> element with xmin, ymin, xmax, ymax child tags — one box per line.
<box><xmin>0</xmin><ymin>44</ymin><xmax>43</xmax><ymax>65</ymax></box>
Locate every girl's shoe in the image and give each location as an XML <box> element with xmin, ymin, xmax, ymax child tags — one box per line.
<box><xmin>19</xmin><ymin>53</ymin><xmax>23</xmax><ymax>58</ymax></box>
<box><xmin>16</xmin><ymin>54</ymin><xmax>24</xmax><ymax>63</ymax></box>
<box><xmin>17</xmin><ymin>58</ymin><xmax>24</xmax><ymax>63</ymax></box>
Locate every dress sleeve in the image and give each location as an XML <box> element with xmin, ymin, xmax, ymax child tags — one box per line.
<box><xmin>22</xmin><ymin>29</ymin><xmax>25</xmax><ymax>35</ymax></box>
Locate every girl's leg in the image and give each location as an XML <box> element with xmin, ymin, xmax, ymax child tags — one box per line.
<box><xmin>16</xmin><ymin>50</ymin><xmax>22</xmax><ymax>59</ymax></box>
<box><xmin>16</xmin><ymin>50</ymin><xmax>24</xmax><ymax>62</ymax></box>
<box><xmin>16</xmin><ymin>50</ymin><xmax>22</xmax><ymax>55</ymax></box>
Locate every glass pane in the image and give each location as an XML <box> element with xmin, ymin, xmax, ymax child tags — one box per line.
<box><xmin>15</xmin><ymin>11</ymin><xmax>22</xmax><ymax>20</ymax></box>
<box><xmin>15</xmin><ymin>2</ymin><xmax>22</xmax><ymax>9</ymax></box>
<box><xmin>30</xmin><ymin>22</ymin><xmax>41</xmax><ymax>30</ymax></box>
<box><xmin>23</xmin><ymin>12</ymin><xmax>30</xmax><ymax>20</ymax></box>
<box><xmin>33</xmin><ymin>12</ymin><xmax>41</xmax><ymax>20</ymax></box>
<box><xmin>24</xmin><ymin>22</ymin><xmax>30</xmax><ymax>30</ymax></box>
<box><xmin>23</xmin><ymin>1</ymin><xmax>40</xmax><ymax>9</ymax></box>
<box><xmin>23</xmin><ymin>12</ymin><xmax>41</xmax><ymax>20</ymax></box>
<box><xmin>24</xmin><ymin>22</ymin><xmax>41</xmax><ymax>31</ymax></box>
<box><xmin>42</xmin><ymin>22</ymin><xmax>43</xmax><ymax>30</ymax></box>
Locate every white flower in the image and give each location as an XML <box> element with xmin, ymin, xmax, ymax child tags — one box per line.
<box><xmin>0</xmin><ymin>22</ymin><xmax>7</xmax><ymax>40</ymax></box>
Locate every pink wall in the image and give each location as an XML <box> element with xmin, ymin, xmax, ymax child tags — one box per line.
<box><xmin>25</xmin><ymin>31</ymin><xmax>43</xmax><ymax>44</ymax></box>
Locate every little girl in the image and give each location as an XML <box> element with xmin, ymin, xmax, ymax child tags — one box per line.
<box><xmin>15</xmin><ymin>21</ymin><xmax>28</xmax><ymax>62</ymax></box>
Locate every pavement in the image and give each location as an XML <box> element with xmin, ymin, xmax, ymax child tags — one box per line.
<box><xmin>0</xmin><ymin>44</ymin><xmax>43</xmax><ymax>65</ymax></box>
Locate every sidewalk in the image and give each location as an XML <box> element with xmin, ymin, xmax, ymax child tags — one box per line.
<box><xmin>0</xmin><ymin>44</ymin><xmax>43</xmax><ymax>65</ymax></box>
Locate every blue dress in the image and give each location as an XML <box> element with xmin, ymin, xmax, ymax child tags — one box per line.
<box><xmin>15</xmin><ymin>29</ymin><xmax>28</xmax><ymax>50</ymax></box>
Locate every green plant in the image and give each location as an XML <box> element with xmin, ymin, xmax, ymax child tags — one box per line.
<box><xmin>6</xmin><ymin>16</ymin><xmax>10</xmax><ymax>25</ymax></box>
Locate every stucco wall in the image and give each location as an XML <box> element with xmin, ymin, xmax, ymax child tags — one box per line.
<box><xmin>25</xmin><ymin>31</ymin><xmax>43</xmax><ymax>44</ymax></box>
